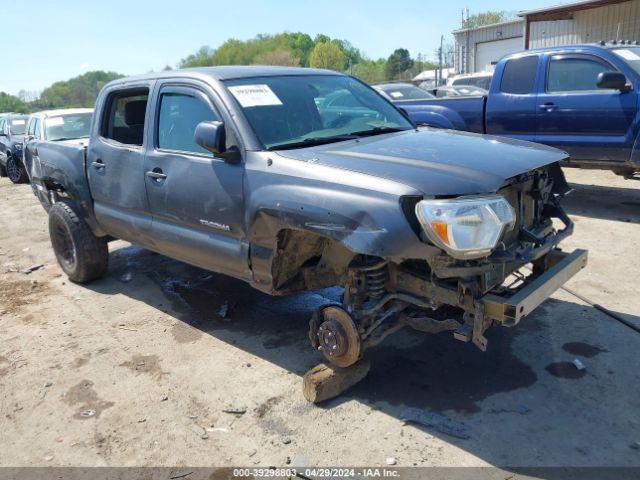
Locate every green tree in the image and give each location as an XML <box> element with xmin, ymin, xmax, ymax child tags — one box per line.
<box><xmin>179</xmin><ymin>46</ymin><xmax>215</xmax><ymax>67</ymax></box>
<box><xmin>462</xmin><ymin>11</ymin><xmax>508</xmax><ymax>29</ymax></box>
<box><xmin>37</xmin><ymin>71</ymin><xmax>124</xmax><ymax>109</ymax></box>
<box><xmin>253</xmin><ymin>49</ymin><xmax>300</xmax><ymax>66</ymax></box>
<box><xmin>385</xmin><ymin>48</ymin><xmax>414</xmax><ymax>80</ymax></box>
<box><xmin>309</xmin><ymin>42</ymin><xmax>346</xmax><ymax>71</ymax></box>
<box><xmin>0</xmin><ymin>92</ymin><xmax>28</xmax><ymax>113</ymax></box>
<box><xmin>351</xmin><ymin>59</ymin><xmax>387</xmax><ymax>84</ymax></box>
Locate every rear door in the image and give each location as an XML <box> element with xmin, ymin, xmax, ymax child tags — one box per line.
<box><xmin>485</xmin><ymin>54</ymin><xmax>539</xmax><ymax>141</ymax></box>
<box><xmin>536</xmin><ymin>53</ymin><xmax>637</xmax><ymax>163</ymax></box>
<box><xmin>87</xmin><ymin>84</ymin><xmax>154</xmax><ymax>245</ymax></box>
<box><xmin>143</xmin><ymin>82</ymin><xmax>248</xmax><ymax>278</ymax></box>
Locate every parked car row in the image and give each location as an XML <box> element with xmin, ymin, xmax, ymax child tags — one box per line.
<box><xmin>11</xmin><ymin>65</ymin><xmax>586</xmax><ymax>368</ymax></box>
<box><xmin>0</xmin><ymin>108</ymin><xmax>93</xmax><ymax>184</ymax></box>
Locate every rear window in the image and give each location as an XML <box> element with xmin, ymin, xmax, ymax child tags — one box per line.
<box><xmin>500</xmin><ymin>56</ymin><xmax>538</xmax><ymax>94</ymax></box>
<box><xmin>101</xmin><ymin>89</ymin><xmax>149</xmax><ymax>146</ymax></box>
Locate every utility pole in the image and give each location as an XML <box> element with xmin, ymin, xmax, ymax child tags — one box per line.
<box><xmin>439</xmin><ymin>35</ymin><xmax>444</xmax><ymax>86</ymax></box>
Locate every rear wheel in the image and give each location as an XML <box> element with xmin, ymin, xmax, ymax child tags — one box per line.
<box><xmin>6</xmin><ymin>154</ymin><xmax>28</xmax><ymax>184</ymax></box>
<box><xmin>48</xmin><ymin>202</ymin><xmax>108</xmax><ymax>283</ymax></box>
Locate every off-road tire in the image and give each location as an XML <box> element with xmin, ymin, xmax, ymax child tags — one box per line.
<box><xmin>48</xmin><ymin>202</ymin><xmax>108</xmax><ymax>283</ymax></box>
<box><xmin>6</xmin><ymin>154</ymin><xmax>28</xmax><ymax>184</ymax></box>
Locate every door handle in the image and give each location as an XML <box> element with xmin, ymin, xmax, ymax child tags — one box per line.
<box><xmin>539</xmin><ymin>102</ymin><xmax>557</xmax><ymax>112</ymax></box>
<box><xmin>146</xmin><ymin>169</ymin><xmax>167</xmax><ymax>181</ymax></box>
<box><xmin>91</xmin><ymin>160</ymin><xmax>105</xmax><ymax>169</ymax></box>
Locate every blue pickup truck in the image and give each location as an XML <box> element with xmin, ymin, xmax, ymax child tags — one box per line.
<box><xmin>401</xmin><ymin>43</ymin><xmax>640</xmax><ymax>178</ymax></box>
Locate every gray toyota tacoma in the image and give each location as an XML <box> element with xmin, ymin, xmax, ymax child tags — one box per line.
<box><xmin>29</xmin><ymin>66</ymin><xmax>587</xmax><ymax>367</ymax></box>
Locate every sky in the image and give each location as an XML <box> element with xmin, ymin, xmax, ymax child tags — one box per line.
<box><xmin>3</xmin><ymin>0</ymin><xmax>558</xmax><ymax>96</ymax></box>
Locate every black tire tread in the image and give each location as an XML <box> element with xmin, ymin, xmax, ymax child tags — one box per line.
<box><xmin>48</xmin><ymin>202</ymin><xmax>108</xmax><ymax>283</ymax></box>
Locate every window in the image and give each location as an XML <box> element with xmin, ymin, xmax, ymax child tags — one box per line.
<box><xmin>547</xmin><ymin>56</ymin><xmax>611</xmax><ymax>92</ymax></box>
<box><xmin>453</xmin><ymin>75</ymin><xmax>492</xmax><ymax>90</ymax></box>
<box><xmin>224</xmin><ymin>75</ymin><xmax>412</xmax><ymax>149</ymax></box>
<box><xmin>9</xmin><ymin>117</ymin><xmax>28</xmax><ymax>135</ymax></box>
<box><xmin>45</xmin><ymin>113</ymin><xmax>91</xmax><ymax>141</ymax></box>
<box><xmin>613</xmin><ymin>47</ymin><xmax>640</xmax><ymax>75</ymax></box>
<box><xmin>157</xmin><ymin>92</ymin><xmax>218</xmax><ymax>155</ymax></box>
<box><xmin>101</xmin><ymin>89</ymin><xmax>149</xmax><ymax>145</ymax></box>
<box><xmin>500</xmin><ymin>56</ymin><xmax>538</xmax><ymax>94</ymax></box>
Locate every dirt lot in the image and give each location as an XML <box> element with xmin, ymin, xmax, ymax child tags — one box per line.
<box><xmin>0</xmin><ymin>168</ymin><xmax>639</xmax><ymax>469</ymax></box>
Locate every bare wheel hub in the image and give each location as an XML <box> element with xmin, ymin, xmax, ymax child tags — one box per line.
<box><xmin>311</xmin><ymin>306</ymin><xmax>361</xmax><ymax>367</ymax></box>
<box><xmin>317</xmin><ymin>320</ymin><xmax>348</xmax><ymax>357</ymax></box>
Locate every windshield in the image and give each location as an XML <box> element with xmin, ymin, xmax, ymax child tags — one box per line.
<box><xmin>612</xmin><ymin>47</ymin><xmax>640</xmax><ymax>76</ymax></box>
<box><xmin>377</xmin><ymin>84</ymin><xmax>434</xmax><ymax>101</ymax></box>
<box><xmin>9</xmin><ymin>117</ymin><xmax>28</xmax><ymax>135</ymax></box>
<box><xmin>223</xmin><ymin>75</ymin><xmax>413</xmax><ymax>150</ymax></box>
<box><xmin>45</xmin><ymin>112</ymin><xmax>92</xmax><ymax>141</ymax></box>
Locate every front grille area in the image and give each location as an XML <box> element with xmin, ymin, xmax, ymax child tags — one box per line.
<box><xmin>497</xmin><ymin>167</ymin><xmax>555</xmax><ymax>249</ymax></box>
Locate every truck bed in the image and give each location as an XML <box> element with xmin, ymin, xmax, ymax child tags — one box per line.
<box><xmin>397</xmin><ymin>97</ymin><xmax>486</xmax><ymax>133</ymax></box>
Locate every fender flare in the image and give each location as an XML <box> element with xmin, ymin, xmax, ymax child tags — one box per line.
<box><xmin>402</xmin><ymin>105</ymin><xmax>468</xmax><ymax>130</ymax></box>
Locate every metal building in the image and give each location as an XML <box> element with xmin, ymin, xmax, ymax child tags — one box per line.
<box><xmin>521</xmin><ymin>0</ymin><xmax>640</xmax><ymax>49</ymax></box>
<box><xmin>453</xmin><ymin>0</ymin><xmax>640</xmax><ymax>74</ymax></box>
<box><xmin>453</xmin><ymin>19</ymin><xmax>525</xmax><ymax>74</ymax></box>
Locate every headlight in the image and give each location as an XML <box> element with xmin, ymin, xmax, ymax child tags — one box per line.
<box><xmin>14</xmin><ymin>143</ymin><xmax>22</xmax><ymax>150</ymax></box>
<box><xmin>415</xmin><ymin>195</ymin><xmax>515</xmax><ymax>259</ymax></box>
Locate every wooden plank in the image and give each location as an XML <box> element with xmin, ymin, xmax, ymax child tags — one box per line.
<box><xmin>302</xmin><ymin>360</ymin><xmax>371</xmax><ymax>404</ymax></box>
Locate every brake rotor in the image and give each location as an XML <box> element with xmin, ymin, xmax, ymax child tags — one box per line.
<box><xmin>312</xmin><ymin>305</ymin><xmax>361</xmax><ymax>368</ymax></box>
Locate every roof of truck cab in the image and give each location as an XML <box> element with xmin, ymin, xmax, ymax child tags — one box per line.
<box><xmin>30</xmin><ymin>108</ymin><xmax>93</xmax><ymax>118</ymax></box>
<box><xmin>106</xmin><ymin>65</ymin><xmax>343</xmax><ymax>86</ymax></box>
<box><xmin>509</xmin><ymin>43</ymin><xmax>639</xmax><ymax>56</ymax></box>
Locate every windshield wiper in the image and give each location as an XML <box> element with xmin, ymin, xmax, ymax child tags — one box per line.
<box><xmin>348</xmin><ymin>126</ymin><xmax>406</xmax><ymax>137</ymax></box>
<box><xmin>268</xmin><ymin>134</ymin><xmax>359</xmax><ymax>151</ymax></box>
<box><xmin>52</xmin><ymin>137</ymin><xmax>85</xmax><ymax>141</ymax></box>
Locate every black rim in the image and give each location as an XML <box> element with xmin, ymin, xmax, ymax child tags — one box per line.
<box><xmin>7</xmin><ymin>155</ymin><xmax>22</xmax><ymax>182</ymax></box>
<box><xmin>52</xmin><ymin>220</ymin><xmax>76</xmax><ymax>268</ymax></box>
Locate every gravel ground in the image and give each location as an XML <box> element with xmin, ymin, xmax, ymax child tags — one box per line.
<box><xmin>0</xmin><ymin>168</ymin><xmax>638</xmax><ymax>470</ymax></box>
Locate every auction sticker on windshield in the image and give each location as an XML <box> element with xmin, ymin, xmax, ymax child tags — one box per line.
<box><xmin>228</xmin><ymin>84</ymin><xmax>283</xmax><ymax>107</ymax></box>
<box><xmin>614</xmin><ymin>49</ymin><xmax>640</xmax><ymax>61</ymax></box>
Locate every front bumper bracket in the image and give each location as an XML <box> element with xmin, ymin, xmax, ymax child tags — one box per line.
<box><xmin>482</xmin><ymin>248</ymin><xmax>588</xmax><ymax>326</ymax></box>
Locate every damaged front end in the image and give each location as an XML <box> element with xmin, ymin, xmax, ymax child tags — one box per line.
<box><xmin>309</xmin><ymin>163</ymin><xmax>587</xmax><ymax>367</ymax></box>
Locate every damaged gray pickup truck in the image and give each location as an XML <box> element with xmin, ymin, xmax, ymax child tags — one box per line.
<box><xmin>30</xmin><ymin>66</ymin><xmax>587</xmax><ymax>367</ymax></box>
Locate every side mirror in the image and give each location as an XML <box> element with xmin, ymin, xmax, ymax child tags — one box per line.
<box><xmin>194</xmin><ymin>121</ymin><xmax>225</xmax><ymax>155</ymax></box>
<box><xmin>597</xmin><ymin>71</ymin><xmax>630</xmax><ymax>92</ymax></box>
<box><xmin>194</xmin><ymin>121</ymin><xmax>241</xmax><ymax>163</ymax></box>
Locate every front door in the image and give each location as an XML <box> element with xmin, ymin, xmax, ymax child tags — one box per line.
<box><xmin>536</xmin><ymin>53</ymin><xmax>638</xmax><ymax>163</ymax></box>
<box><xmin>87</xmin><ymin>85</ymin><xmax>154</xmax><ymax>245</ymax></box>
<box><xmin>143</xmin><ymin>83</ymin><xmax>248</xmax><ymax>278</ymax></box>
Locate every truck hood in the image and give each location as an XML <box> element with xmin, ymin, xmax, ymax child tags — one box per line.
<box><xmin>277</xmin><ymin>129</ymin><xmax>567</xmax><ymax>196</ymax></box>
